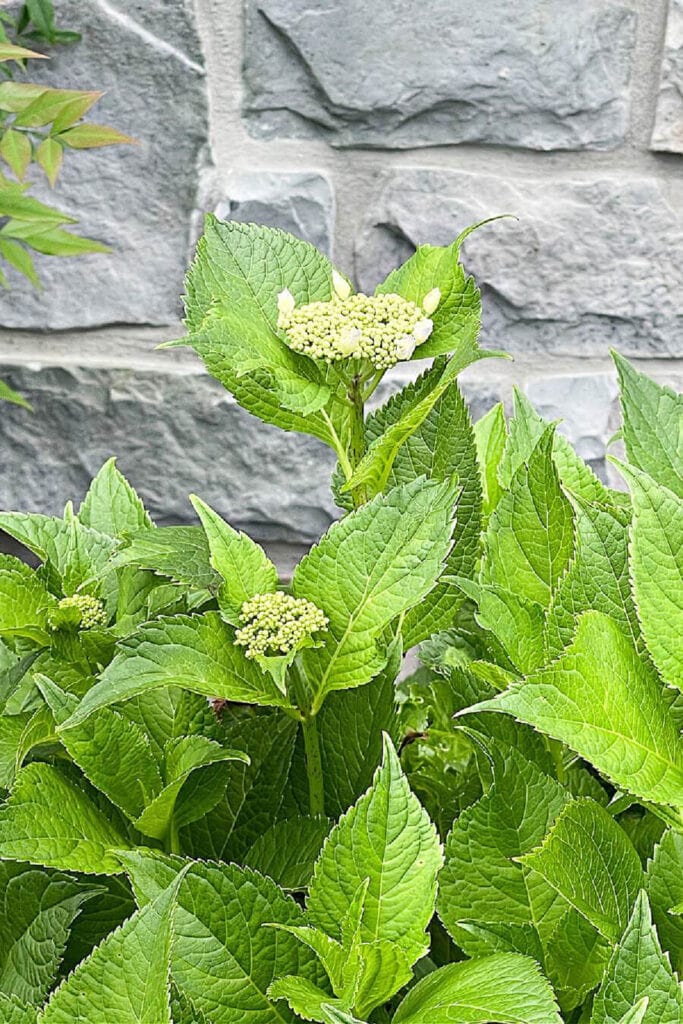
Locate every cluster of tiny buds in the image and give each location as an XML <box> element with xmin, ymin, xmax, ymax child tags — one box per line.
<box><xmin>277</xmin><ymin>271</ymin><xmax>440</xmax><ymax>370</ymax></box>
<box><xmin>235</xmin><ymin>591</ymin><xmax>328</xmax><ymax>659</ymax></box>
<box><xmin>54</xmin><ymin>594</ymin><xmax>107</xmax><ymax>630</ymax></box>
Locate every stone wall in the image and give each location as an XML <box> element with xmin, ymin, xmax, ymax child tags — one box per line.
<box><xmin>1</xmin><ymin>0</ymin><xmax>682</xmax><ymax>562</ymax></box>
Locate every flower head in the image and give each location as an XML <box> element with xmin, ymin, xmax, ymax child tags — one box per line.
<box><xmin>50</xmin><ymin>594</ymin><xmax>107</xmax><ymax>631</ymax></box>
<box><xmin>278</xmin><ymin>287</ymin><xmax>433</xmax><ymax>370</ymax></box>
<box><xmin>235</xmin><ymin>591</ymin><xmax>328</xmax><ymax>660</ymax></box>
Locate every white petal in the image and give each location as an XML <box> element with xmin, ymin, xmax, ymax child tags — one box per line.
<box><xmin>395</xmin><ymin>334</ymin><xmax>417</xmax><ymax>360</ymax></box>
<box><xmin>422</xmin><ymin>287</ymin><xmax>441</xmax><ymax>315</ymax></box>
<box><xmin>277</xmin><ymin>288</ymin><xmax>296</xmax><ymax>315</ymax></box>
<box><xmin>332</xmin><ymin>269</ymin><xmax>352</xmax><ymax>300</ymax></box>
<box><xmin>413</xmin><ymin>318</ymin><xmax>433</xmax><ymax>344</ymax></box>
<box><xmin>337</xmin><ymin>325</ymin><xmax>362</xmax><ymax>356</ymax></box>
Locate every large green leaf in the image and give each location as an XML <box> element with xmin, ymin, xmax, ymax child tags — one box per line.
<box><xmin>119</xmin><ymin>850</ymin><xmax>328</xmax><ymax>1024</ymax></box>
<box><xmin>481</xmin><ymin>427</ymin><xmax>574</xmax><ymax>608</ymax></box>
<box><xmin>0</xmin><ymin>763</ymin><xmax>131</xmax><ymax>874</ymax></box>
<box><xmin>0</xmin><ymin>555</ymin><xmax>55</xmax><ymax>645</ymax></box>
<box><xmin>183</xmin><ymin>217</ymin><xmax>338</xmax><ymax>443</ymax></box>
<box><xmin>545</xmin><ymin>495</ymin><xmax>638</xmax><ymax>657</ymax></box>
<box><xmin>245</xmin><ymin>816</ymin><xmax>331</xmax><ymax>890</ymax></box>
<box><xmin>615</xmin><ymin>463</ymin><xmax>683</xmax><ymax>690</ymax></box>
<box><xmin>181</xmin><ymin>713</ymin><xmax>298</xmax><ymax>862</ymax></box>
<box><xmin>63</xmin><ymin>613</ymin><xmax>292</xmax><ymax>727</ymax></box>
<box><xmin>78</xmin><ymin>458</ymin><xmax>152</xmax><ymax>539</ymax></box>
<box><xmin>39</xmin><ymin>869</ymin><xmax>186</xmax><ymax>1024</ymax></box>
<box><xmin>520</xmin><ymin>799</ymin><xmax>644</xmax><ymax>944</ymax></box>
<box><xmin>111</xmin><ymin>525</ymin><xmax>219</xmax><ymax>592</ymax></box>
<box><xmin>307</xmin><ymin>734</ymin><xmax>442</xmax><ymax>952</ymax></box>
<box><xmin>474</xmin><ymin>402</ymin><xmax>507</xmax><ymax>519</ymax></box>
<box><xmin>0</xmin><ymin>862</ymin><xmax>98</xmax><ymax>1005</ymax></box>
<box><xmin>191</xmin><ymin>496</ymin><xmax>278</xmax><ymax>624</ymax></box>
<box><xmin>392</xmin><ymin>952</ymin><xmax>562</xmax><ymax>1024</ymax></box>
<box><xmin>374</xmin><ymin>238</ymin><xmax>482</xmax><ymax>360</ymax></box>
<box><xmin>646</xmin><ymin>829</ymin><xmax>683</xmax><ymax>974</ymax></box>
<box><xmin>590</xmin><ymin>891</ymin><xmax>683</xmax><ymax>1024</ymax></box>
<box><xmin>469</xmin><ymin>611</ymin><xmax>683</xmax><ymax>808</ymax></box>
<box><xmin>437</xmin><ymin>745</ymin><xmax>569</xmax><ymax>960</ymax></box>
<box><xmin>0</xmin><ymin>994</ymin><xmax>36</xmax><ymax>1024</ymax></box>
<box><xmin>294</xmin><ymin>478</ymin><xmax>457</xmax><ymax>707</ymax></box>
<box><xmin>613</xmin><ymin>352</ymin><xmax>683</xmax><ymax>499</ymax></box>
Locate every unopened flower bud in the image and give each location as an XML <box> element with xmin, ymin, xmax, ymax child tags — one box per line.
<box><xmin>422</xmin><ymin>287</ymin><xmax>441</xmax><ymax>315</ymax></box>
<box><xmin>277</xmin><ymin>288</ymin><xmax>296</xmax><ymax>316</ymax></box>
<box><xmin>332</xmin><ymin>270</ymin><xmax>352</xmax><ymax>300</ymax></box>
<box><xmin>337</xmin><ymin>325</ymin><xmax>362</xmax><ymax>356</ymax></box>
<box><xmin>413</xmin><ymin>318</ymin><xmax>433</xmax><ymax>344</ymax></box>
<box><xmin>235</xmin><ymin>591</ymin><xmax>328</xmax><ymax>659</ymax></box>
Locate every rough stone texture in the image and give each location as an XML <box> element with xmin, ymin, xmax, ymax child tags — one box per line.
<box><xmin>356</xmin><ymin>168</ymin><xmax>683</xmax><ymax>358</ymax></box>
<box><xmin>243</xmin><ymin>0</ymin><xmax>636</xmax><ymax>150</ymax></box>
<box><xmin>651</xmin><ymin>0</ymin><xmax>683</xmax><ymax>151</ymax></box>
<box><xmin>201</xmin><ymin>170</ymin><xmax>334</xmax><ymax>255</ymax></box>
<box><xmin>0</xmin><ymin>363</ymin><xmax>337</xmax><ymax>544</ymax></box>
<box><xmin>0</xmin><ymin>0</ymin><xmax>208</xmax><ymax>329</ymax></box>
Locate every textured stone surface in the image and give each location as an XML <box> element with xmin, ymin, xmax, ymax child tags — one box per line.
<box><xmin>651</xmin><ymin>0</ymin><xmax>683</xmax><ymax>151</ymax></box>
<box><xmin>243</xmin><ymin>0</ymin><xmax>636</xmax><ymax>150</ymax></box>
<box><xmin>205</xmin><ymin>171</ymin><xmax>334</xmax><ymax>255</ymax></box>
<box><xmin>0</xmin><ymin>363</ymin><xmax>337</xmax><ymax>544</ymax></box>
<box><xmin>356</xmin><ymin>168</ymin><xmax>683</xmax><ymax>358</ymax></box>
<box><xmin>0</xmin><ymin>0</ymin><xmax>208</xmax><ymax>329</ymax></box>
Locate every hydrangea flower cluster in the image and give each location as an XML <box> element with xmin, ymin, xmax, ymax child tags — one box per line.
<box><xmin>277</xmin><ymin>272</ymin><xmax>440</xmax><ymax>370</ymax></box>
<box><xmin>235</xmin><ymin>590</ymin><xmax>328</xmax><ymax>659</ymax></box>
<box><xmin>52</xmin><ymin>594</ymin><xmax>107</xmax><ymax>631</ymax></box>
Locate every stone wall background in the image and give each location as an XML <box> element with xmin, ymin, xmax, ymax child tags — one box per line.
<box><xmin>1</xmin><ymin>0</ymin><xmax>682</xmax><ymax>564</ymax></box>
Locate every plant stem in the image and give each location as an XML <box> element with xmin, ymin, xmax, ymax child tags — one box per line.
<box><xmin>348</xmin><ymin>376</ymin><xmax>368</xmax><ymax>508</ymax></box>
<box><xmin>167</xmin><ymin>817</ymin><xmax>181</xmax><ymax>856</ymax></box>
<box><xmin>302</xmin><ymin>713</ymin><xmax>325</xmax><ymax>817</ymax></box>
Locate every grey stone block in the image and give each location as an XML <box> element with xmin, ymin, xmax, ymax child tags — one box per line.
<box><xmin>0</xmin><ymin>362</ymin><xmax>337</xmax><ymax>545</ymax></box>
<box><xmin>0</xmin><ymin>0</ymin><xmax>208</xmax><ymax>329</ymax></box>
<box><xmin>205</xmin><ymin>171</ymin><xmax>334</xmax><ymax>256</ymax></box>
<box><xmin>651</xmin><ymin>0</ymin><xmax>683</xmax><ymax>152</ymax></box>
<box><xmin>243</xmin><ymin>0</ymin><xmax>636</xmax><ymax>150</ymax></box>
<box><xmin>356</xmin><ymin>168</ymin><xmax>683</xmax><ymax>358</ymax></box>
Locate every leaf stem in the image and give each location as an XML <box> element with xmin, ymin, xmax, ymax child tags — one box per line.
<box><xmin>320</xmin><ymin>408</ymin><xmax>354</xmax><ymax>482</ymax></box>
<box><xmin>167</xmin><ymin>817</ymin><xmax>181</xmax><ymax>856</ymax></box>
<box><xmin>349</xmin><ymin>376</ymin><xmax>369</xmax><ymax>508</ymax></box>
<box><xmin>302</xmin><ymin>713</ymin><xmax>325</xmax><ymax>817</ymax></box>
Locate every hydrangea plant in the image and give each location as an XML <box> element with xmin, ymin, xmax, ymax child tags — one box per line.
<box><xmin>0</xmin><ymin>218</ymin><xmax>681</xmax><ymax>1022</ymax></box>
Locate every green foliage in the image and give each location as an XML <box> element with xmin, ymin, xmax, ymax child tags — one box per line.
<box><xmin>1</xmin><ymin>221</ymin><xmax>682</xmax><ymax>1020</ymax></box>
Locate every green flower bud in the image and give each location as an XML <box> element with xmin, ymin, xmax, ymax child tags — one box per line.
<box><xmin>235</xmin><ymin>591</ymin><xmax>328</xmax><ymax>660</ymax></box>
<box><xmin>49</xmin><ymin>594</ymin><xmax>107</xmax><ymax>632</ymax></box>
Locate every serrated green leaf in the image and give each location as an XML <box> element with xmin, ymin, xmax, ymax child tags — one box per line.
<box><xmin>268</xmin><ymin>976</ymin><xmax>348</xmax><ymax>1023</ymax></box>
<box><xmin>474</xmin><ymin>402</ymin><xmax>507</xmax><ymax>518</ymax></box>
<box><xmin>393</xmin><ymin>952</ymin><xmax>562</xmax><ymax>1024</ymax></box>
<box><xmin>481</xmin><ymin>427</ymin><xmax>574</xmax><ymax>608</ymax></box>
<box><xmin>38</xmin><ymin>675</ymin><xmax>162</xmax><ymax>822</ymax></box>
<box><xmin>111</xmin><ymin>525</ymin><xmax>219</xmax><ymax>591</ymax></box>
<box><xmin>614</xmin><ymin>462</ymin><xmax>683</xmax><ymax>690</ymax></box>
<box><xmin>119</xmin><ymin>850</ymin><xmax>329</xmax><ymax>1023</ymax></box>
<box><xmin>0</xmin><ymin>763</ymin><xmax>131</xmax><ymax>874</ymax></box>
<box><xmin>181</xmin><ymin>713</ymin><xmax>298</xmax><ymax>862</ymax></box>
<box><xmin>437</xmin><ymin>745</ymin><xmax>569</xmax><ymax>960</ymax></box>
<box><xmin>375</xmin><ymin>239</ymin><xmax>482</xmax><ymax>361</ymax></box>
<box><xmin>469</xmin><ymin>611</ymin><xmax>683</xmax><ymax>807</ymax></box>
<box><xmin>613</xmin><ymin>352</ymin><xmax>683</xmax><ymax>499</ymax></box>
<box><xmin>78</xmin><ymin>458</ymin><xmax>152</xmax><ymax>539</ymax></box>
<box><xmin>520</xmin><ymin>799</ymin><xmax>643</xmax><ymax>943</ymax></box>
<box><xmin>118</xmin><ymin>685</ymin><xmax>219</xmax><ymax>764</ymax></box>
<box><xmin>0</xmin><ymin>994</ymin><xmax>37</xmax><ymax>1024</ymax></box>
<box><xmin>245</xmin><ymin>816</ymin><xmax>331</xmax><ymax>890</ymax></box>
<box><xmin>545</xmin><ymin>495</ymin><xmax>639</xmax><ymax>658</ymax></box>
<box><xmin>0</xmin><ymin>554</ymin><xmax>55</xmax><ymax>643</ymax></box>
<box><xmin>0</xmin><ymin>862</ymin><xmax>98</xmax><ymax>1004</ymax></box>
<box><xmin>590</xmin><ymin>891</ymin><xmax>683</xmax><ymax>1024</ymax></box>
<box><xmin>39</xmin><ymin>868</ymin><xmax>185</xmax><ymax>1024</ymax></box>
<box><xmin>64</xmin><ymin>612</ymin><xmax>292</xmax><ymax>728</ymax></box>
<box><xmin>646</xmin><ymin>829</ymin><xmax>683</xmax><ymax>974</ymax></box>
<box><xmin>133</xmin><ymin>735</ymin><xmax>247</xmax><ymax>841</ymax></box>
<box><xmin>544</xmin><ymin>907</ymin><xmax>611</xmax><ymax>1012</ymax></box>
<box><xmin>308</xmin><ymin>734</ymin><xmax>442</xmax><ymax>953</ymax></box>
<box><xmin>294</xmin><ymin>478</ymin><xmax>457</xmax><ymax>706</ymax></box>
<box><xmin>183</xmin><ymin>218</ymin><xmax>340</xmax><ymax>444</ymax></box>
<box><xmin>455</xmin><ymin>578</ymin><xmax>547</xmax><ymax>674</ymax></box>
<box><xmin>60</xmin><ymin>874</ymin><xmax>135</xmax><ymax>976</ymax></box>
<box><xmin>191</xmin><ymin>495</ymin><xmax>278</xmax><ymax>623</ymax></box>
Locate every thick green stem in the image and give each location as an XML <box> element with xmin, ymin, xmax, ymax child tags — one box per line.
<box><xmin>349</xmin><ymin>377</ymin><xmax>368</xmax><ymax>508</ymax></box>
<box><xmin>302</xmin><ymin>713</ymin><xmax>325</xmax><ymax>817</ymax></box>
<box><xmin>166</xmin><ymin>817</ymin><xmax>181</xmax><ymax>856</ymax></box>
